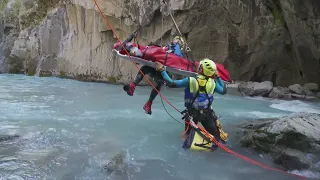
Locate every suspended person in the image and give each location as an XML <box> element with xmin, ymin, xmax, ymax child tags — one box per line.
<box><xmin>154</xmin><ymin>59</ymin><xmax>227</xmax><ymax>144</ymax></box>
<box><xmin>123</xmin><ymin>35</ymin><xmax>185</xmax><ymax>115</ymax></box>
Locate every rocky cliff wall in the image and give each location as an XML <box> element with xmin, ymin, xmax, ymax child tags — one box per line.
<box><xmin>0</xmin><ymin>0</ymin><xmax>319</xmax><ymax>86</ymax></box>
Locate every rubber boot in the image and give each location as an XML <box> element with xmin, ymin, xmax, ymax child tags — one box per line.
<box><xmin>123</xmin><ymin>83</ymin><xmax>136</xmax><ymax>96</ymax></box>
<box><xmin>143</xmin><ymin>101</ymin><xmax>152</xmax><ymax>115</ymax></box>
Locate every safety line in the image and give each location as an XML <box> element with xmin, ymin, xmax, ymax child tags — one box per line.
<box><xmin>92</xmin><ymin>1</ymin><xmax>306</xmax><ymax>179</ymax></box>
<box><xmin>92</xmin><ymin>0</ymin><xmax>181</xmax><ymax>114</ymax></box>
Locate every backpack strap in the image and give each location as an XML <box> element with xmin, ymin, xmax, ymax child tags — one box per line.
<box><xmin>190</xmin><ymin>76</ymin><xmax>210</xmax><ymax>108</ymax></box>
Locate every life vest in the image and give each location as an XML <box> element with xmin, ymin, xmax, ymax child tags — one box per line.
<box><xmin>184</xmin><ymin>75</ymin><xmax>216</xmax><ymax>109</ymax></box>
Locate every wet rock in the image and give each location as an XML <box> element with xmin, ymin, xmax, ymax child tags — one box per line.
<box><xmin>104</xmin><ymin>151</ymin><xmax>127</xmax><ymax>174</ymax></box>
<box><xmin>268</xmin><ymin>87</ymin><xmax>291</xmax><ymax>100</ymax></box>
<box><xmin>0</xmin><ymin>135</ymin><xmax>19</xmax><ymax>142</ymax></box>
<box><xmin>291</xmin><ymin>93</ymin><xmax>318</xmax><ymax>101</ymax></box>
<box><xmin>239</xmin><ymin>113</ymin><xmax>320</xmax><ymax>171</ymax></box>
<box><xmin>0</xmin><ymin>56</ymin><xmax>9</xmax><ymax>73</ymax></box>
<box><xmin>303</xmin><ymin>83</ymin><xmax>319</xmax><ymax>92</ymax></box>
<box><xmin>304</xmin><ymin>89</ymin><xmax>316</xmax><ymax>97</ymax></box>
<box><xmin>238</xmin><ymin>81</ymin><xmax>273</xmax><ymax>97</ymax></box>
<box><xmin>226</xmin><ymin>81</ymin><xmax>240</xmax><ymax>89</ymax></box>
<box><xmin>288</xmin><ymin>84</ymin><xmax>305</xmax><ymax>95</ymax></box>
<box><xmin>272</xmin><ymin>148</ymin><xmax>313</xmax><ymax>170</ymax></box>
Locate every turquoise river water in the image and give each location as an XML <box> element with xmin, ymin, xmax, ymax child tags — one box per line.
<box><xmin>0</xmin><ymin>74</ymin><xmax>320</xmax><ymax>180</ymax></box>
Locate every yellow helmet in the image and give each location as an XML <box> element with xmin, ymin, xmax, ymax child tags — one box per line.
<box><xmin>173</xmin><ymin>36</ymin><xmax>185</xmax><ymax>51</ymax></box>
<box><xmin>199</xmin><ymin>58</ymin><xmax>216</xmax><ymax>77</ymax></box>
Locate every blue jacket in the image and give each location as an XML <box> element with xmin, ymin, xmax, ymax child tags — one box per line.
<box><xmin>167</xmin><ymin>43</ymin><xmax>182</xmax><ymax>57</ymax></box>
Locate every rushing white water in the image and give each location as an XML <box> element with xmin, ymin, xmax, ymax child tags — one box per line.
<box><xmin>0</xmin><ymin>74</ymin><xmax>319</xmax><ymax>180</ymax></box>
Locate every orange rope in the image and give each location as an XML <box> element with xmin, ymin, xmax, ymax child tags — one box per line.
<box><xmin>92</xmin><ymin>1</ymin><xmax>306</xmax><ymax>179</ymax></box>
<box><xmin>181</xmin><ymin>122</ymin><xmax>190</xmax><ymax>140</ymax></box>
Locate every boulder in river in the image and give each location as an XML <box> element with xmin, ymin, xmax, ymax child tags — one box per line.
<box><xmin>239</xmin><ymin>113</ymin><xmax>320</xmax><ymax>171</ymax></box>
<box><xmin>303</xmin><ymin>83</ymin><xmax>319</xmax><ymax>92</ymax></box>
<box><xmin>288</xmin><ymin>84</ymin><xmax>305</xmax><ymax>95</ymax></box>
<box><xmin>238</xmin><ymin>81</ymin><xmax>273</xmax><ymax>97</ymax></box>
<box><xmin>104</xmin><ymin>151</ymin><xmax>127</xmax><ymax>174</ymax></box>
<box><xmin>268</xmin><ymin>87</ymin><xmax>291</xmax><ymax>100</ymax></box>
<box><xmin>0</xmin><ymin>134</ymin><xmax>20</xmax><ymax>142</ymax></box>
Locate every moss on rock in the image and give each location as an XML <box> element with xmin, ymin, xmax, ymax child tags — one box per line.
<box><xmin>38</xmin><ymin>70</ymin><xmax>52</xmax><ymax>77</ymax></box>
<box><xmin>19</xmin><ymin>0</ymin><xmax>60</xmax><ymax>29</ymax></box>
<box><xmin>0</xmin><ymin>0</ymin><xmax>9</xmax><ymax>12</ymax></box>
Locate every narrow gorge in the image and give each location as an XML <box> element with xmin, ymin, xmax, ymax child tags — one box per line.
<box><xmin>0</xmin><ymin>0</ymin><xmax>320</xmax><ymax>87</ymax></box>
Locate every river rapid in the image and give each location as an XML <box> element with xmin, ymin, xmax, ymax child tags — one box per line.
<box><xmin>0</xmin><ymin>74</ymin><xmax>320</xmax><ymax>180</ymax></box>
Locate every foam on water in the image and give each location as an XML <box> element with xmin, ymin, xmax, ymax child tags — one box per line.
<box><xmin>232</xmin><ymin>111</ymin><xmax>287</xmax><ymax>119</ymax></box>
<box><xmin>290</xmin><ymin>170</ymin><xmax>320</xmax><ymax>179</ymax></box>
<box><xmin>270</xmin><ymin>100</ymin><xmax>320</xmax><ymax>114</ymax></box>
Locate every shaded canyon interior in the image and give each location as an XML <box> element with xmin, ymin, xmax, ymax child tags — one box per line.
<box><xmin>0</xmin><ymin>0</ymin><xmax>320</xmax><ymax>87</ymax></box>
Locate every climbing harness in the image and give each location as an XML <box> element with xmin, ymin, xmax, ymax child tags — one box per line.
<box><xmin>92</xmin><ymin>0</ymin><xmax>306</xmax><ymax>179</ymax></box>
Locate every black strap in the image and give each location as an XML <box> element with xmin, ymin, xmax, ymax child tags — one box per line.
<box><xmin>147</xmin><ymin>43</ymin><xmax>162</xmax><ymax>47</ymax></box>
<box><xmin>194</xmin><ymin>128</ymin><xmax>212</xmax><ymax>142</ymax></box>
<box><xmin>190</xmin><ymin>90</ymin><xmax>200</xmax><ymax>109</ymax></box>
<box><xmin>185</xmin><ymin>52</ymin><xmax>197</xmax><ymax>72</ymax></box>
<box><xmin>142</xmin><ymin>46</ymin><xmax>149</xmax><ymax>59</ymax></box>
<box><xmin>194</xmin><ymin>143</ymin><xmax>211</xmax><ymax>150</ymax></box>
<box><xmin>204</xmin><ymin>82</ymin><xmax>212</xmax><ymax>111</ymax></box>
<box><xmin>164</xmin><ymin>52</ymin><xmax>169</xmax><ymax>66</ymax></box>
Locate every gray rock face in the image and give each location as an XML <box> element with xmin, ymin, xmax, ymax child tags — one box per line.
<box><xmin>239</xmin><ymin>113</ymin><xmax>320</xmax><ymax>171</ymax></box>
<box><xmin>238</xmin><ymin>81</ymin><xmax>273</xmax><ymax>96</ymax></box>
<box><xmin>0</xmin><ymin>0</ymin><xmax>320</xmax><ymax>86</ymax></box>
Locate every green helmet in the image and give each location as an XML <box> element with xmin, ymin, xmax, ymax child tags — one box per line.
<box><xmin>199</xmin><ymin>58</ymin><xmax>216</xmax><ymax>77</ymax></box>
<box><xmin>173</xmin><ymin>36</ymin><xmax>185</xmax><ymax>51</ymax></box>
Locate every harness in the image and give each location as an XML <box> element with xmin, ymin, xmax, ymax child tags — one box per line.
<box><xmin>189</xmin><ymin>76</ymin><xmax>213</xmax><ymax>113</ymax></box>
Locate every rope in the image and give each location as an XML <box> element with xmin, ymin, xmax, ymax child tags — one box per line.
<box><xmin>92</xmin><ymin>1</ymin><xmax>306</xmax><ymax>179</ymax></box>
<box><xmin>162</xmin><ymin>0</ymin><xmax>191</xmax><ymax>52</ymax></box>
<box><xmin>161</xmin><ymin>0</ymin><xmax>196</xmax><ymax>72</ymax></box>
<box><xmin>160</xmin><ymin>94</ymin><xmax>183</xmax><ymax>125</ymax></box>
<box><xmin>92</xmin><ymin>0</ymin><xmax>181</xmax><ymax>114</ymax></box>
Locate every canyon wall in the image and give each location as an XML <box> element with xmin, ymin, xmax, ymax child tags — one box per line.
<box><xmin>0</xmin><ymin>0</ymin><xmax>319</xmax><ymax>86</ymax></box>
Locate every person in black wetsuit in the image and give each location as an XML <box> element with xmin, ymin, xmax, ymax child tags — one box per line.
<box><xmin>121</xmin><ymin>33</ymin><xmax>185</xmax><ymax>115</ymax></box>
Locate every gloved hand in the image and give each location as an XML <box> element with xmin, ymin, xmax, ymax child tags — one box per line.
<box><xmin>166</xmin><ymin>49</ymin><xmax>173</xmax><ymax>53</ymax></box>
<box><xmin>213</xmin><ymin>71</ymin><xmax>220</xmax><ymax>79</ymax></box>
<box><xmin>155</xmin><ymin>62</ymin><xmax>165</xmax><ymax>72</ymax></box>
<box><xmin>132</xmin><ymin>31</ymin><xmax>138</xmax><ymax>38</ymax></box>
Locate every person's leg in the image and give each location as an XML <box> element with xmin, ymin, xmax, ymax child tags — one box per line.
<box><xmin>117</xmin><ymin>31</ymin><xmax>137</xmax><ymax>51</ymax></box>
<box><xmin>123</xmin><ymin>66</ymin><xmax>153</xmax><ymax>96</ymax></box>
<box><xmin>200</xmin><ymin>112</ymin><xmax>221</xmax><ymax>142</ymax></box>
<box><xmin>143</xmin><ymin>81</ymin><xmax>162</xmax><ymax>115</ymax></box>
<box><xmin>183</xmin><ymin>110</ymin><xmax>199</xmax><ymax>135</ymax></box>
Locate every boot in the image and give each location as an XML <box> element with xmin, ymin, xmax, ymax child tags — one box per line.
<box><xmin>143</xmin><ymin>101</ymin><xmax>152</xmax><ymax>115</ymax></box>
<box><xmin>123</xmin><ymin>83</ymin><xmax>136</xmax><ymax>96</ymax></box>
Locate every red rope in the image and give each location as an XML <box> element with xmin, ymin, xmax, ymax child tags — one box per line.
<box><xmin>92</xmin><ymin>1</ymin><xmax>306</xmax><ymax>179</ymax></box>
